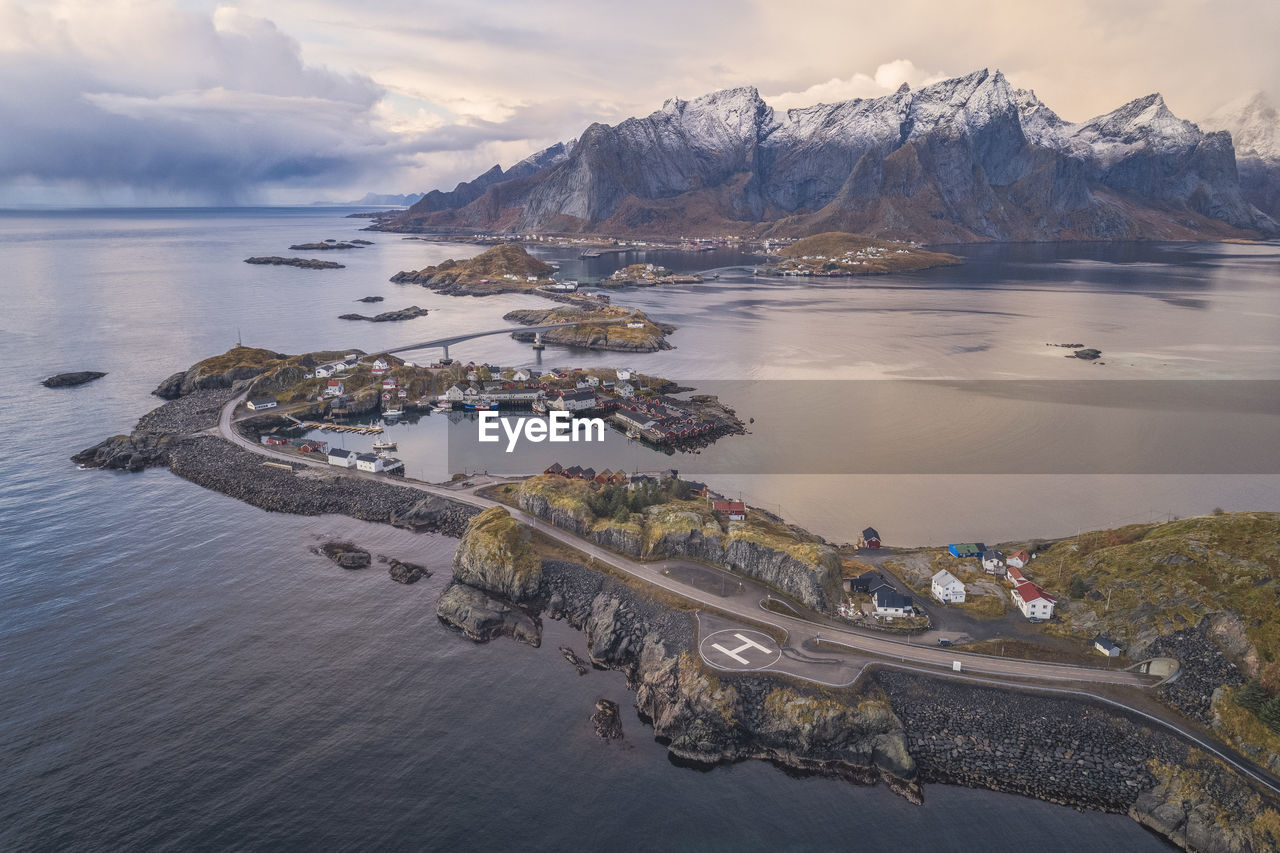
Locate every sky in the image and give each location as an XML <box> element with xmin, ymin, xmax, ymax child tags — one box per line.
<box><xmin>1</xmin><ymin>0</ymin><xmax>1277</xmax><ymax>205</ymax></box>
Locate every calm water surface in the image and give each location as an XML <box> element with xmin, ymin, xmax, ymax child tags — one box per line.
<box><xmin>6</xmin><ymin>207</ymin><xmax>1274</xmax><ymax>850</ymax></box>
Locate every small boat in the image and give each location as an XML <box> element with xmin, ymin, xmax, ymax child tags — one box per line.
<box><xmin>372</xmin><ymin>438</ymin><xmax>397</xmax><ymax>450</ymax></box>
<box><xmin>434</xmin><ymin>401</ymin><xmax>454</xmax><ymax>412</ymax></box>
<box><xmin>532</xmin><ymin>398</ymin><xmax>548</xmax><ymax>414</ymax></box>
<box><xmin>382</xmin><ymin>406</ymin><xmax>404</xmax><ymax>418</ymax></box>
<box><xmin>465</xmin><ymin>398</ymin><xmax>498</xmax><ymax>412</ymax></box>
<box><xmin>626</xmin><ymin>427</ymin><xmax>641</xmax><ymax>440</ymax></box>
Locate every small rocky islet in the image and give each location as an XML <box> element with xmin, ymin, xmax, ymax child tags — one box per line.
<box><xmin>42</xmin><ymin>371</ymin><xmax>106</xmax><ymax>388</ymax></box>
<box><xmin>244</xmin><ymin>256</ymin><xmax>345</xmax><ymax>269</ymax></box>
<box><xmin>288</xmin><ymin>240</ymin><xmax>370</xmax><ymax>250</ymax></box>
<box><xmin>338</xmin><ymin>306</ymin><xmax>429</xmax><ymax>322</ymax></box>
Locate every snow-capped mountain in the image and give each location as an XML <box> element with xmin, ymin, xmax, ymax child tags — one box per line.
<box><xmin>387</xmin><ymin>69</ymin><xmax>1276</xmax><ymax>241</ymax></box>
<box><xmin>1203</xmin><ymin>92</ymin><xmax>1280</xmax><ymax>219</ymax></box>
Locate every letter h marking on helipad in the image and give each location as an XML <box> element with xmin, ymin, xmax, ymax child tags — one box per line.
<box><xmin>711</xmin><ymin>633</ymin><xmax>772</xmax><ymax>664</ymax></box>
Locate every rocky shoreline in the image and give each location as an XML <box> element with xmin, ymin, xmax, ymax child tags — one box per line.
<box><xmin>72</xmin><ymin>387</ymin><xmax>477</xmax><ymax>536</ymax></box>
<box><xmin>431</xmin><ymin>508</ymin><xmax>1278</xmax><ymax>851</ymax></box>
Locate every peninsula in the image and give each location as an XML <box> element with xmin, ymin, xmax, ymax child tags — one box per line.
<box><xmin>69</xmin><ymin>346</ymin><xmax>1280</xmax><ymax>852</ymax></box>
<box><xmin>772</xmin><ymin>232</ymin><xmax>962</xmax><ymax>276</ymax></box>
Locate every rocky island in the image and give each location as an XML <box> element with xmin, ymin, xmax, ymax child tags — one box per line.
<box><xmin>504</xmin><ymin>305</ymin><xmax>674</xmax><ymax>352</ymax></box>
<box><xmin>288</xmin><ymin>241</ymin><xmax>365</xmax><ymax>250</ymax></box>
<box><xmin>771</xmin><ymin>232</ymin><xmax>962</xmax><ymax>276</ymax></box>
<box><xmin>338</xmin><ymin>306</ymin><xmax>429</xmax><ymax>322</ymax></box>
<box><xmin>390</xmin><ymin>243</ymin><xmax>555</xmax><ymax>294</ymax></box>
<box><xmin>42</xmin><ymin>371</ymin><xmax>106</xmax><ymax>388</ymax></box>
<box><xmin>244</xmin><ymin>256</ymin><xmax>345</xmax><ymax>269</ymax></box>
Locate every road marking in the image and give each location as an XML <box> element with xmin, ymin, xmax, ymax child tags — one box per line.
<box><xmin>701</xmin><ymin>629</ymin><xmax>781</xmax><ymax>669</ymax></box>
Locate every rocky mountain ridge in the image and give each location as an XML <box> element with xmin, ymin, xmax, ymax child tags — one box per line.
<box><xmin>383</xmin><ymin>69</ymin><xmax>1277</xmax><ymax>242</ymax></box>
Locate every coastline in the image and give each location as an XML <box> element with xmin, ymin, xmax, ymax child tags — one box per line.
<box><xmin>71</xmin><ymin>381</ymin><xmax>1280</xmax><ymax>851</ymax></box>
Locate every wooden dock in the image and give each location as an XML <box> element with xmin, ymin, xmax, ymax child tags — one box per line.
<box><xmin>299</xmin><ymin>421</ymin><xmax>383</xmax><ymax>435</ymax></box>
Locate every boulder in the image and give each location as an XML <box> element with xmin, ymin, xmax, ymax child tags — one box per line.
<box><xmin>435</xmin><ymin>582</ymin><xmax>541</xmax><ymax>646</ymax></box>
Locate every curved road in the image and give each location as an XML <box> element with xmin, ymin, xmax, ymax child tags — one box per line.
<box><xmin>218</xmin><ymin>392</ymin><xmax>1147</xmax><ymax>688</ymax></box>
<box><xmin>215</xmin><ymin>392</ymin><xmax>1280</xmax><ymax>797</ymax></box>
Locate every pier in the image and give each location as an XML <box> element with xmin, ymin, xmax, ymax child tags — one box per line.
<box><xmin>299</xmin><ymin>421</ymin><xmax>383</xmax><ymax>434</ymax></box>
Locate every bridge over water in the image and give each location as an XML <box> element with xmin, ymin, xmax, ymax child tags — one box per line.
<box><xmin>384</xmin><ymin>319</ymin><xmax>625</xmax><ymax>360</ymax></box>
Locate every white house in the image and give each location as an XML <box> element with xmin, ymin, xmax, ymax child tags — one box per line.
<box><xmin>1094</xmin><ymin>635</ymin><xmax>1122</xmax><ymax>657</ymax></box>
<box><xmin>355</xmin><ymin>453</ymin><xmax>385</xmax><ymax>473</ymax></box>
<box><xmin>324</xmin><ymin>379</ymin><xmax>344</xmax><ymax>397</ymax></box>
<box><xmin>246</xmin><ymin>398</ymin><xmax>277</xmax><ymax>411</ymax></box>
<box><xmin>442</xmin><ymin>384</ymin><xmax>465</xmax><ymax>402</ymax></box>
<box><xmin>314</xmin><ymin>364</ymin><xmax>336</xmax><ymax>378</ymax></box>
<box><xmin>615</xmin><ymin>381</ymin><xmax>635</xmax><ymax>398</ymax></box>
<box><xmin>586</xmin><ymin>375</ymin><xmax>601</xmax><ymax>387</ymax></box>
<box><xmin>1011</xmin><ymin>582</ymin><xmax>1056</xmax><ymax>620</ymax></box>
<box><xmin>326</xmin><ymin>448</ymin><xmax>356</xmax><ymax>468</ymax></box>
<box><xmin>616</xmin><ymin>368</ymin><xmax>633</xmax><ymax>381</ymax></box>
<box><xmin>626</xmin><ymin>321</ymin><xmax>645</xmax><ymax>328</ymax></box>
<box><xmin>463</xmin><ymin>385</ymin><xmax>480</xmax><ymax>399</ymax></box>
<box><xmin>338</xmin><ymin>358</ymin><xmax>358</xmax><ymax>372</ymax></box>
<box><xmin>931</xmin><ymin>569</ymin><xmax>966</xmax><ymax>604</ymax></box>
<box><xmin>511</xmin><ymin>368</ymin><xmax>531</xmax><ymax>382</ymax></box>
<box><xmin>550</xmin><ymin>390</ymin><xmax>597</xmax><ymax>412</ymax></box>
<box><xmin>371</xmin><ymin>358</ymin><xmax>389</xmax><ymax>374</ymax></box>
<box><xmin>1007</xmin><ymin>550</ymin><xmax>1031</xmax><ymax>569</ymax></box>
<box><xmin>874</xmin><ymin>589</ymin><xmax>915</xmax><ymax>618</ymax></box>
<box><xmin>981</xmin><ymin>549</ymin><xmax>1005</xmax><ymax>573</ymax></box>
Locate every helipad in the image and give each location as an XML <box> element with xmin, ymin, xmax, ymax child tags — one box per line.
<box><xmin>699</xmin><ymin>628</ymin><xmax>782</xmax><ymax>671</ymax></box>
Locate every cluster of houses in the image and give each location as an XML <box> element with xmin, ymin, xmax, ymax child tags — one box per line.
<box><xmin>840</xmin><ymin>569</ymin><xmax>917</xmax><ymax>621</ymax></box>
<box><xmin>325</xmin><ymin>447</ymin><xmax>403</xmax><ymax>474</ymax></box>
<box><xmin>944</xmin><ymin>542</ymin><xmax>1057</xmax><ymax>621</ymax></box>
<box><xmin>261</xmin><ymin>435</ymin><xmax>328</xmax><ymax>453</ymax></box>
<box><xmin>774</xmin><ymin>244</ymin><xmax>916</xmax><ymax>277</ymax></box>
<box><xmin>260</xmin><ymin>431</ymin><xmax>404</xmax><ymax>475</ymax></box>
<box><xmin>605</xmin><ymin>263</ymin><xmax>702</xmax><ymax>285</ymax></box>
<box><xmin>610</xmin><ymin>395</ymin><xmax>736</xmax><ymax>444</ymax></box>
<box><xmin>439</xmin><ymin>367</ymin><xmax>638</xmax><ymax>410</ymax></box>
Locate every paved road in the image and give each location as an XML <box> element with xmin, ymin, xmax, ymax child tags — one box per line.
<box><xmin>214</xmin><ymin>391</ymin><xmax>1280</xmax><ymax>796</ymax></box>
<box><xmin>218</xmin><ymin>391</ymin><xmax>1150</xmax><ymax>688</ymax></box>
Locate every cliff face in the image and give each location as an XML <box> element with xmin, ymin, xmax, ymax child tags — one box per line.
<box><xmin>515</xmin><ymin>489</ymin><xmax>840</xmax><ymax>610</ymax></box>
<box><xmin>386</xmin><ymin>70</ymin><xmax>1276</xmax><ymax>241</ymax></box>
<box><xmin>434</xmin><ymin>548</ymin><xmax>919</xmax><ymax>793</ymax></box>
<box><xmin>449</xmin><ymin>506</ymin><xmax>543</xmax><ymax>601</ymax></box>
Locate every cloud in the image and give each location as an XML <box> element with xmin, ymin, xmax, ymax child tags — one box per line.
<box><xmin>2</xmin><ymin>0</ymin><xmax>1278</xmax><ymax>203</ymax></box>
<box><xmin>768</xmin><ymin>61</ymin><xmax>951</xmax><ymax>110</ymax></box>
<box><xmin>0</xmin><ymin>0</ymin><xmax>403</xmax><ymax>203</ymax></box>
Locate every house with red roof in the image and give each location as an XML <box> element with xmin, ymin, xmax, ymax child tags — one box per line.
<box><xmin>1011</xmin><ymin>581</ymin><xmax>1056</xmax><ymax>620</ymax></box>
<box><xmin>712</xmin><ymin>499</ymin><xmax>746</xmax><ymax>521</ymax></box>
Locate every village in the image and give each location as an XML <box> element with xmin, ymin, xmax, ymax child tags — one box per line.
<box><xmin>831</xmin><ymin>534</ymin><xmax>1124</xmax><ymax>658</ymax></box>
<box><xmin>242</xmin><ymin>349</ymin><xmax>745</xmax><ymax>479</ymax></box>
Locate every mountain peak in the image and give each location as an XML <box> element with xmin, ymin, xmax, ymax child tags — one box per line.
<box><xmin>1204</xmin><ymin>90</ymin><xmax>1280</xmax><ymax>161</ymax></box>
